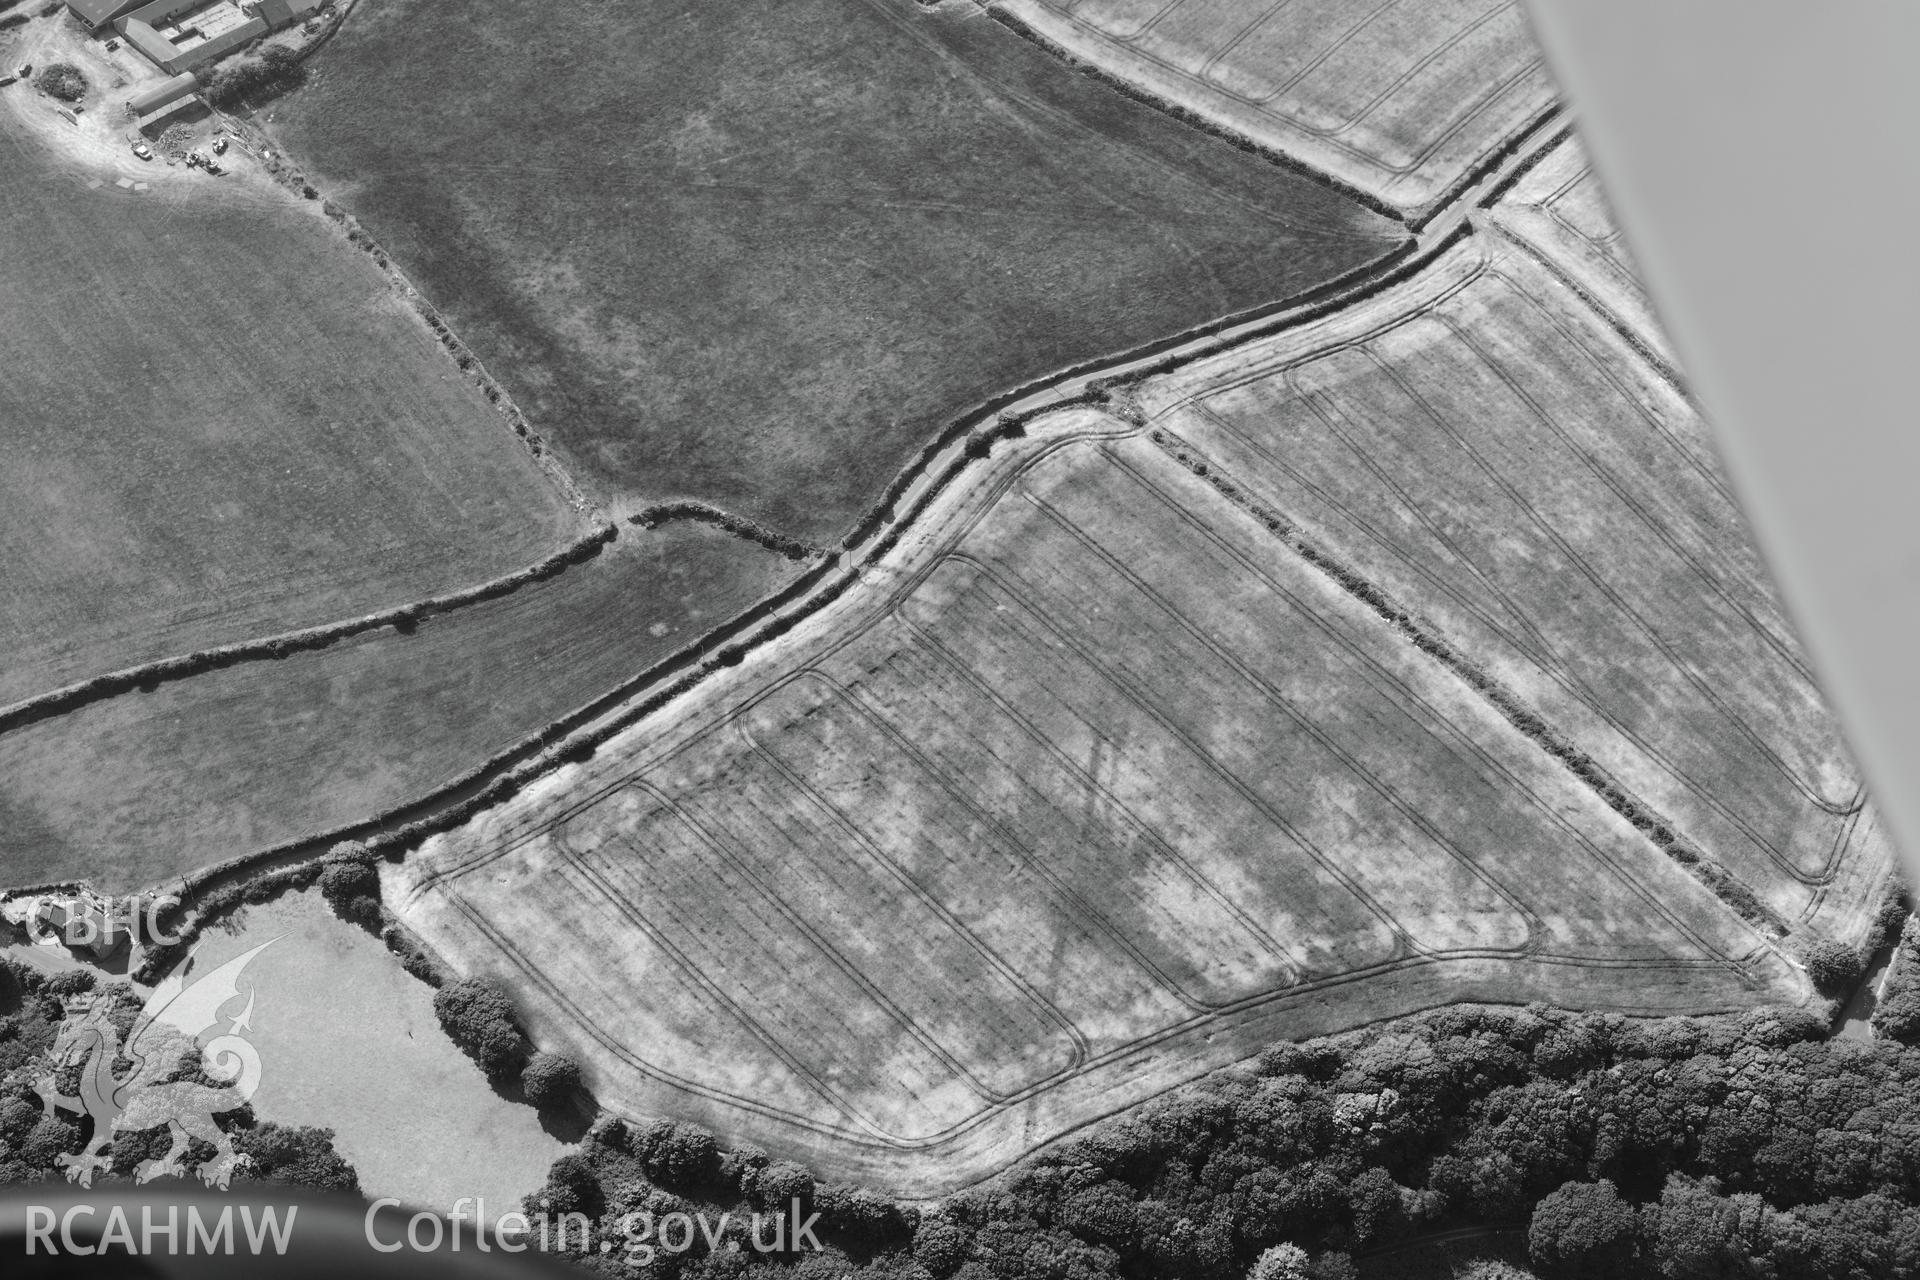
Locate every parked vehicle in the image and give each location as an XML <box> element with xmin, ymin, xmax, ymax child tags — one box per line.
<box><xmin>130</xmin><ymin>140</ymin><xmax>152</xmax><ymax>160</ymax></box>
<box><xmin>104</xmin><ymin>38</ymin><xmax>120</xmax><ymax>52</ymax></box>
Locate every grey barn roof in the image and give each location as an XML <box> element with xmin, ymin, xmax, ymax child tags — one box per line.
<box><xmin>127</xmin><ymin>70</ymin><xmax>198</xmax><ymax>116</ymax></box>
<box><xmin>64</xmin><ymin>0</ymin><xmax>144</xmax><ymax>28</ymax></box>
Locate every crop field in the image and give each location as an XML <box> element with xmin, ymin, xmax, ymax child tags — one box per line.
<box><xmin>0</xmin><ymin>113</ymin><xmax>582</xmax><ymax>713</ymax></box>
<box><xmin>395</xmin><ymin>405</ymin><xmax>1800</xmax><ymax>1194</ymax></box>
<box><xmin>1487</xmin><ymin>131</ymin><xmax>1676</xmax><ymax>364</ymax></box>
<box><xmin>1139</xmin><ymin>232</ymin><xmax>1894</xmax><ymax>938</ymax></box>
<box><xmin>0</xmin><ymin>524</ymin><xmax>800</xmax><ymax>893</ymax></box>
<box><xmin>268</xmin><ymin>0</ymin><xmax>1404</xmax><ymax>545</ymax></box>
<box><xmin>993</xmin><ymin>0</ymin><xmax>1557</xmax><ymax>216</ymax></box>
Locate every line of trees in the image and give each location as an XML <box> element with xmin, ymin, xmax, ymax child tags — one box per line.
<box><xmin>431</xmin><ymin>973</ymin><xmax>588</xmax><ymax>1115</ymax></box>
<box><xmin>508</xmin><ymin>993</ymin><xmax>1920</xmax><ymax>1280</ymax></box>
<box><xmin>1874</xmin><ymin>916</ymin><xmax>1920</xmax><ymax>1045</ymax></box>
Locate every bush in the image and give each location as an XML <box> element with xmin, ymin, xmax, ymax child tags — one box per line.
<box><xmin>431</xmin><ymin>976</ymin><xmax>526</xmax><ymax>1079</ymax></box>
<box><xmin>529</xmin><ymin>1151</ymin><xmax>603</xmax><ymax>1218</ymax></box>
<box><xmin>232</xmin><ymin>1123</ymin><xmax>359</xmax><ymax>1194</ymax></box>
<box><xmin>1801</xmin><ymin>937</ymin><xmax>1866</xmax><ymax>995</ymax></box>
<box><xmin>633</xmin><ymin>1118</ymin><xmax>721</xmax><ymax>1189</ymax></box>
<box><xmin>1528</xmin><ymin>1180</ymin><xmax>1641</xmax><ymax>1279</ymax></box>
<box><xmin>35</xmin><ymin>63</ymin><xmax>85</xmax><ymax>102</ymax></box>
<box><xmin>317</xmin><ymin>858</ymin><xmax>377</xmax><ymax>908</ymax></box>
<box><xmin>746</xmin><ymin>1156</ymin><xmax>813</xmax><ymax>1209</ymax></box>
<box><xmin>204</xmin><ymin>49</ymin><xmax>305</xmax><ymax>108</ymax></box>
<box><xmin>519</xmin><ymin>1051</ymin><xmax>582</xmax><ymax>1109</ymax></box>
<box><xmin>914</xmin><ymin>1215</ymin><xmax>974</xmax><ymax>1277</ymax></box>
<box><xmin>1249</xmin><ymin>1243</ymin><xmax>1310</xmax><ymax>1280</ymax></box>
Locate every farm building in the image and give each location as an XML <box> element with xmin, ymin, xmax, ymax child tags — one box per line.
<box><xmin>115</xmin><ymin>0</ymin><xmax>325</xmax><ymax>74</ymax></box>
<box><xmin>34</xmin><ymin>897</ymin><xmax>119</xmax><ymax>958</ymax></box>
<box><xmin>125</xmin><ymin>69</ymin><xmax>197</xmax><ymax>115</ymax></box>
<box><xmin>135</xmin><ymin>89</ymin><xmax>206</xmax><ymax>134</ymax></box>
<box><xmin>64</xmin><ymin>0</ymin><xmax>145</xmax><ymax>30</ymax></box>
<box><xmin>256</xmin><ymin>0</ymin><xmax>325</xmax><ymax>27</ymax></box>
<box><xmin>118</xmin><ymin>0</ymin><xmax>266</xmax><ymax>74</ymax></box>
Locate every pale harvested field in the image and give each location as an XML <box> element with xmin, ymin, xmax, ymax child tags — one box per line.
<box><xmin>395</xmin><ymin>402</ymin><xmax>1801</xmax><ymax>1195</ymax></box>
<box><xmin>1139</xmin><ymin>232</ymin><xmax>1894</xmax><ymax>937</ymax></box>
<box><xmin>1486</xmin><ymin>130</ymin><xmax>1677</xmax><ymax>365</ymax></box>
<box><xmin>993</xmin><ymin>0</ymin><xmax>1557</xmax><ymax>216</ymax></box>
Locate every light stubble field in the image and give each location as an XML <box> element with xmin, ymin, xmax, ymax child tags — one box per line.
<box><xmin>1139</xmin><ymin>231</ymin><xmax>1892</xmax><ymax>939</ymax></box>
<box><xmin>395</xmin><ymin>394</ymin><xmax>1806</xmax><ymax>1193</ymax></box>
<box><xmin>993</xmin><ymin>0</ymin><xmax>1557</xmax><ymax>216</ymax></box>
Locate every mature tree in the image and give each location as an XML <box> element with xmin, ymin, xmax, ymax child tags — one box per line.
<box><xmin>520</xmin><ymin>1051</ymin><xmax>583</xmax><ymax>1109</ymax></box>
<box><xmin>1528</xmin><ymin>1179</ymin><xmax>1642</xmax><ymax>1279</ymax></box>
<box><xmin>913</xmin><ymin>1214</ymin><xmax>975</xmax><ymax>1278</ymax></box>
<box><xmin>528</xmin><ymin>1151</ymin><xmax>603</xmax><ymax>1219</ymax></box>
<box><xmin>432</xmin><ymin>976</ymin><xmax>526</xmax><ymax>1078</ymax></box>
<box><xmin>1248</xmin><ymin>1242</ymin><xmax>1310</xmax><ymax>1280</ymax></box>
<box><xmin>1801</xmin><ymin>938</ymin><xmax>1866</xmax><ymax>996</ymax></box>
<box><xmin>1642</xmin><ymin>1176</ymin><xmax>1767</xmax><ymax>1280</ymax></box>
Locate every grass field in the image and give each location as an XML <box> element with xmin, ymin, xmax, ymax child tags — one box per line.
<box><xmin>394</xmin><ymin>406</ymin><xmax>1796</xmax><ymax>1194</ymax></box>
<box><xmin>1139</xmin><ymin>231</ymin><xmax>1893</xmax><ymax>937</ymax></box>
<box><xmin>268</xmin><ymin>0</ymin><xmax>1404</xmax><ymax>545</ymax></box>
<box><xmin>0</xmin><ymin>524</ymin><xmax>800</xmax><ymax>893</ymax></box>
<box><xmin>189</xmin><ymin>889</ymin><xmax>564</xmax><ymax>1213</ymax></box>
<box><xmin>994</xmin><ymin>0</ymin><xmax>1557</xmax><ymax>216</ymax></box>
<box><xmin>0</xmin><ymin>109</ymin><xmax>582</xmax><ymax>712</ymax></box>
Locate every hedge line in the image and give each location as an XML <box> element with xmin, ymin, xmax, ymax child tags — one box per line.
<box><xmin>990</xmin><ymin>4</ymin><xmax>1566</xmax><ymax>232</ymax></box>
<box><xmin>1148</xmin><ymin>425</ymin><xmax>1790</xmax><ymax>939</ymax></box>
<box><xmin>0</xmin><ymin>522</ymin><xmax>616</xmax><ymax>740</ymax></box>
<box><xmin>128</xmin><ymin>553</ymin><xmax>844</xmax><ymax>980</ymax></box>
<box><xmin>838</xmin><ymin>231</ymin><xmax>1424</xmax><ymax>555</ymax></box>
<box><xmin>119</xmin><ymin>227</ymin><xmax>1464</xmax><ymax>979</ymax></box>
<box><xmin>1405</xmin><ymin>102</ymin><xmax>1567</xmax><ymax>233</ymax></box>
<box><xmin>119</xmin><ymin>181</ymin><xmax>1473</xmax><ymax>988</ymax></box>
<box><xmin>984</xmin><ymin>4</ymin><xmax>1407</xmax><ymax>227</ymax></box>
<box><xmin>630</xmin><ymin>503</ymin><xmax>821</xmax><ymax>561</ymax></box>
<box><xmin>1475</xmin><ymin>123</ymin><xmax>1578</xmax><ymax>212</ymax></box>
<box><xmin>240</xmin><ymin>129</ymin><xmax>597</xmax><ymax>517</ymax></box>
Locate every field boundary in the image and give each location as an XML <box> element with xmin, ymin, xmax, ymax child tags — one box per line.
<box><xmin>117</xmin><ymin>230</ymin><xmax>1478</xmax><ymax>963</ymax></box>
<box><xmin>983</xmin><ymin>1</ymin><xmax>1407</xmax><ymax>226</ymax></box>
<box><xmin>0</xmin><ymin>522</ymin><xmax>618</xmax><ymax>741</ymax></box>
<box><xmin>630</xmin><ymin>503</ymin><xmax>826</xmax><ymax>561</ymax></box>
<box><xmin>220</xmin><ymin>112</ymin><xmax>602</xmax><ymax>518</ymax></box>
<box><xmin>374</xmin><ymin>406</ymin><xmax>1808</xmax><ymax>1191</ymax></box>
<box><xmin>117</xmin><ymin>120</ymin><xmax>1567</xmax><ymax>965</ymax></box>
<box><xmin>986</xmin><ymin>0</ymin><xmax>1560</xmax><ymax>225</ymax></box>
<box><xmin>1146</xmin><ymin>422</ymin><xmax>1787</xmax><ymax>937</ymax></box>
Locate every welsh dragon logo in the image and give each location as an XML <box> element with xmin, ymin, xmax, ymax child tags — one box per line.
<box><xmin>34</xmin><ymin>940</ymin><xmax>279</xmax><ymax>1190</ymax></box>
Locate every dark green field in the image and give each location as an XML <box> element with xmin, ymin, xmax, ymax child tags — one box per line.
<box><xmin>0</xmin><ymin>123</ymin><xmax>582</xmax><ymax>710</ymax></box>
<box><xmin>0</xmin><ymin>524</ymin><xmax>798</xmax><ymax>892</ymax></box>
<box><xmin>273</xmin><ymin>0</ymin><xmax>1404</xmax><ymax>543</ymax></box>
